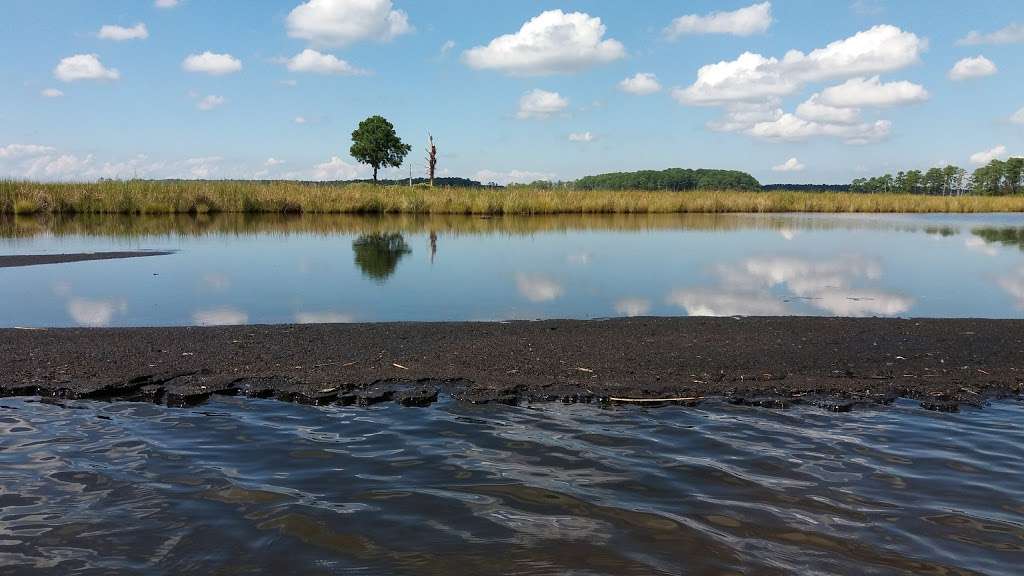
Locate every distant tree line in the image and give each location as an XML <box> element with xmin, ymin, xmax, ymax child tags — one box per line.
<box><xmin>851</xmin><ymin>158</ymin><xmax>1022</xmax><ymax>196</ymax></box>
<box><xmin>761</xmin><ymin>184</ymin><xmax>851</xmax><ymax>192</ymax></box>
<box><xmin>575</xmin><ymin>168</ymin><xmax>761</xmax><ymax>191</ymax></box>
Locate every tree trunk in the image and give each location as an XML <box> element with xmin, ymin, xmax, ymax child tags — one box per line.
<box><xmin>373</xmin><ymin>166</ymin><xmax>378</xmax><ymax>182</ymax></box>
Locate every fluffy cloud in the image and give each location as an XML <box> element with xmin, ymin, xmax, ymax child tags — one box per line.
<box><xmin>772</xmin><ymin>157</ymin><xmax>805</xmax><ymax>172</ymax></box>
<box><xmin>193</xmin><ymin>308</ymin><xmax>248</xmax><ymax>326</ymax></box>
<box><xmin>182</xmin><ymin>52</ymin><xmax>242</xmax><ymax>75</ymax></box>
<box><xmin>1012</xmin><ymin>107</ymin><xmax>1024</xmax><ymax>125</ymax></box>
<box><xmin>517</xmin><ymin>89</ymin><xmax>568</xmax><ymax>119</ymax></box>
<box><xmin>295</xmin><ymin>311</ymin><xmax>355</xmax><ymax>324</ymax></box>
<box><xmin>957</xmin><ymin>23</ymin><xmax>1024</xmax><ymax>46</ymax></box>
<box><xmin>312</xmin><ymin>156</ymin><xmax>362</xmax><ymax>180</ymax></box>
<box><xmin>266</xmin><ymin>158</ymin><xmax>286</xmax><ymax>166</ymax></box>
<box><xmin>155</xmin><ymin>0</ymin><xmax>179</xmax><ymax>7</ymax></box>
<box><xmin>285</xmin><ymin>49</ymin><xmax>364</xmax><ymax>75</ymax></box>
<box><xmin>748</xmin><ymin>114</ymin><xmax>891</xmax><ymax>144</ymax></box>
<box><xmin>439</xmin><ymin>40</ymin><xmax>456</xmax><ymax>57</ymax></box>
<box><xmin>673</xmin><ymin>25</ymin><xmax>925</xmax><ymax>105</ymax></box>
<box><xmin>618</xmin><ymin>72</ymin><xmax>661</xmax><ymax>95</ymax></box>
<box><xmin>667</xmin><ymin>289</ymin><xmax>788</xmax><ymax>317</ymax></box>
<box><xmin>185</xmin><ymin>156</ymin><xmax>222</xmax><ymax>178</ymax></box>
<box><xmin>614</xmin><ymin>298</ymin><xmax>651</xmax><ymax>317</ymax></box>
<box><xmin>98</xmin><ymin>23</ymin><xmax>148</xmax><ymax>41</ymax></box>
<box><xmin>997</xmin><ymin>266</ymin><xmax>1024</xmax><ymax>309</ymax></box>
<box><xmin>474</xmin><ymin>169</ymin><xmax>555</xmax><ymax>185</ymax></box>
<box><xmin>665</xmin><ymin>2</ymin><xmax>773</xmax><ymax>38</ymax></box>
<box><xmin>0</xmin><ymin>144</ymin><xmax>56</xmax><ymax>159</ymax></box>
<box><xmin>54</xmin><ymin>54</ymin><xmax>120</xmax><ymax>82</ymax></box>
<box><xmin>970</xmin><ymin>145</ymin><xmax>1007</xmax><ymax>165</ymax></box>
<box><xmin>948</xmin><ymin>56</ymin><xmax>997</xmax><ymax>81</ymax></box>
<box><xmin>41</xmin><ymin>88</ymin><xmax>64</xmax><ymax>98</ymax></box>
<box><xmin>196</xmin><ymin>94</ymin><xmax>225</xmax><ymax>111</ymax></box>
<box><xmin>463</xmin><ymin>10</ymin><xmax>624</xmax><ymax>75</ymax></box>
<box><xmin>68</xmin><ymin>298</ymin><xmax>127</xmax><ymax>327</ymax></box>
<box><xmin>286</xmin><ymin>0</ymin><xmax>411</xmax><ymax>46</ymax></box>
<box><xmin>568</xmin><ymin>131</ymin><xmax>595</xmax><ymax>142</ymax></box>
<box><xmin>818</xmin><ymin>76</ymin><xmax>929</xmax><ymax>107</ymax></box>
<box><xmin>795</xmin><ymin>94</ymin><xmax>860</xmax><ymax>124</ymax></box>
<box><xmin>515</xmin><ymin>273</ymin><xmax>563</xmax><ymax>302</ymax></box>
<box><xmin>707</xmin><ymin>99</ymin><xmax>783</xmax><ymax>132</ymax></box>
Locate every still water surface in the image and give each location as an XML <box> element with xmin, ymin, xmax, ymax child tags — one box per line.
<box><xmin>1</xmin><ymin>396</ymin><xmax>1022</xmax><ymax>575</ymax></box>
<box><xmin>2</xmin><ymin>212</ymin><xmax>1024</xmax><ymax>326</ymax></box>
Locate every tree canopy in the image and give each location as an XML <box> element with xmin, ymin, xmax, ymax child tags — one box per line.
<box><xmin>575</xmin><ymin>168</ymin><xmax>760</xmax><ymax>191</ymax></box>
<box><xmin>851</xmin><ymin>158</ymin><xmax>1022</xmax><ymax>196</ymax></box>
<box><xmin>350</xmin><ymin>115</ymin><xmax>411</xmax><ymax>182</ymax></box>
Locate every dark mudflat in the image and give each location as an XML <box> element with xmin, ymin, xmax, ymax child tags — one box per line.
<box><xmin>2</xmin><ymin>317</ymin><xmax>1021</xmax><ymax>411</ymax></box>
<box><xmin>0</xmin><ymin>251</ymin><xmax>173</xmax><ymax>268</ymax></box>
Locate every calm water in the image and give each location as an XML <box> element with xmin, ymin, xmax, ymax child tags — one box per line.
<box><xmin>2</xmin><ymin>212</ymin><xmax>1024</xmax><ymax>326</ymax></box>
<box><xmin>1</xmin><ymin>396</ymin><xmax>1022</xmax><ymax>575</ymax></box>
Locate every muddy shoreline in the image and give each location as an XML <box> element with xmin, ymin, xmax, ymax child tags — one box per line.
<box><xmin>2</xmin><ymin>317</ymin><xmax>1022</xmax><ymax>411</ymax></box>
<box><xmin>0</xmin><ymin>251</ymin><xmax>173</xmax><ymax>268</ymax></box>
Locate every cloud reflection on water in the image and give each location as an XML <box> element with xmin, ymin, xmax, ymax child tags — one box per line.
<box><xmin>669</xmin><ymin>254</ymin><xmax>913</xmax><ymax>317</ymax></box>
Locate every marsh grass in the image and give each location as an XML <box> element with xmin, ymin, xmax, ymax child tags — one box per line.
<box><xmin>3</xmin><ymin>179</ymin><xmax>1024</xmax><ymax>216</ymax></box>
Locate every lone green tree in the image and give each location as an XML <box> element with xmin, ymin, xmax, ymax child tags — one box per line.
<box><xmin>350</xmin><ymin>115</ymin><xmax>411</xmax><ymax>182</ymax></box>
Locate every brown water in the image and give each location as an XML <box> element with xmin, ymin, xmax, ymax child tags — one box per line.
<box><xmin>2</xmin><ymin>396</ymin><xmax>1021</xmax><ymax>575</ymax></box>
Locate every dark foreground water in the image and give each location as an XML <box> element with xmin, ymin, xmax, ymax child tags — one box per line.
<box><xmin>2</xmin><ymin>397</ymin><xmax>1022</xmax><ymax>575</ymax></box>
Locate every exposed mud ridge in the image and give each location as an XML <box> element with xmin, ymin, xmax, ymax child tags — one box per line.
<box><xmin>0</xmin><ymin>251</ymin><xmax>174</xmax><ymax>268</ymax></box>
<box><xmin>2</xmin><ymin>317</ymin><xmax>1022</xmax><ymax>412</ymax></box>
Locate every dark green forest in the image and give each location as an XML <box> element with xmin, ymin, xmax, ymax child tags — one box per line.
<box><xmin>575</xmin><ymin>168</ymin><xmax>761</xmax><ymax>191</ymax></box>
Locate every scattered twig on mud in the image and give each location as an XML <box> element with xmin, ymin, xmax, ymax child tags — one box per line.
<box><xmin>342</xmin><ymin>361</ymin><xmax>358</xmax><ymax>368</ymax></box>
<box><xmin>393</xmin><ymin>363</ymin><xmax>408</xmax><ymax>370</ymax></box>
<box><xmin>576</xmin><ymin>367</ymin><xmax>594</xmax><ymax>373</ymax></box>
<box><xmin>977</xmin><ymin>369</ymin><xmax>990</xmax><ymax>375</ymax></box>
<box><xmin>609</xmin><ymin>396</ymin><xmax>704</xmax><ymax>403</ymax></box>
<box><xmin>960</xmin><ymin>387</ymin><xmax>979</xmax><ymax>395</ymax></box>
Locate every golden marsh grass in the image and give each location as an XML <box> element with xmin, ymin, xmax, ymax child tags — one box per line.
<box><xmin>3</xmin><ymin>179</ymin><xmax>1024</xmax><ymax>216</ymax></box>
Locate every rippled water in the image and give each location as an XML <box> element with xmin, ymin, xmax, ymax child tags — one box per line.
<box><xmin>3</xmin><ymin>212</ymin><xmax>1024</xmax><ymax>326</ymax></box>
<box><xmin>2</xmin><ymin>397</ymin><xmax>1022</xmax><ymax>575</ymax></box>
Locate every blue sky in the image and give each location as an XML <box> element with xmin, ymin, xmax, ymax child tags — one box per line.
<box><xmin>1</xmin><ymin>0</ymin><xmax>1022</xmax><ymax>184</ymax></box>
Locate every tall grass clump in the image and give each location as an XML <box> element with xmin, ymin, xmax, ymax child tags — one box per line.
<box><xmin>2</xmin><ymin>179</ymin><xmax>1024</xmax><ymax>216</ymax></box>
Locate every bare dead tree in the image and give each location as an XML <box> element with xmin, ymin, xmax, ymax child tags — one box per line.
<box><xmin>426</xmin><ymin>133</ymin><xmax>437</xmax><ymax>187</ymax></box>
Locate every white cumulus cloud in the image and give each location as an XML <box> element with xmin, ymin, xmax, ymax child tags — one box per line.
<box><xmin>155</xmin><ymin>0</ymin><xmax>179</xmax><ymax>7</ymax></box>
<box><xmin>193</xmin><ymin>307</ymin><xmax>248</xmax><ymax>326</ymax></box>
<box><xmin>614</xmin><ymin>298</ymin><xmax>651</xmax><ymax>317</ymax></box>
<box><xmin>0</xmin><ymin>144</ymin><xmax>56</xmax><ymax>159</ymax></box>
<box><xmin>98</xmin><ymin>23</ymin><xmax>148</xmax><ymax>41</ymax></box>
<box><xmin>463</xmin><ymin>10</ymin><xmax>625</xmax><ymax>75</ymax></box>
<box><xmin>515</xmin><ymin>273</ymin><xmax>563</xmax><ymax>302</ymax></box>
<box><xmin>673</xmin><ymin>25</ymin><xmax>925</xmax><ymax>105</ymax></box>
<box><xmin>772</xmin><ymin>157</ymin><xmax>805</xmax><ymax>172</ymax></box>
<box><xmin>1012</xmin><ymin>107</ymin><xmax>1024</xmax><ymax>125</ymax></box>
<box><xmin>286</xmin><ymin>0</ymin><xmax>412</xmax><ymax>47</ymax></box>
<box><xmin>517</xmin><ymin>89</ymin><xmax>568</xmax><ymax>119</ymax></box>
<box><xmin>957</xmin><ymin>23</ymin><xmax>1024</xmax><ymax>45</ymax></box>
<box><xmin>970</xmin><ymin>145</ymin><xmax>1007</xmax><ymax>165</ymax></box>
<box><xmin>54</xmin><ymin>54</ymin><xmax>120</xmax><ymax>82</ymax></box>
<box><xmin>474</xmin><ymin>169</ymin><xmax>555</xmax><ymax>185</ymax></box>
<box><xmin>948</xmin><ymin>56</ymin><xmax>997</xmax><ymax>81</ymax></box>
<box><xmin>41</xmin><ymin>88</ymin><xmax>64</xmax><ymax>98</ymax></box>
<box><xmin>182</xmin><ymin>52</ymin><xmax>242</xmax><ymax>75</ymax></box>
<box><xmin>312</xmin><ymin>156</ymin><xmax>362</xmax><ymax>180</ymax></box>
<box><xmin>665</xmin><ymin>2</ymin><xmax>773</xmax><ymax>38</ymax></box>
<box><xmin>818</xmin><ymin>76</ymin><xmax>929</xmax><ymax>107</ymax></box>
<box><xmin>795</xmin><ymin>93</ymin><xmax>860</xmax><ymax>124</ymax></box>
<box><xmin>285</xmin><ymin>48</ymin><xmax>365</xmax><ymax>75</ymax></box>
<box><xmin>748</xmin><ymin>114</ymin><xmax>891</xmax><ymax>144</ymax></box>
<box><xmin>618</xmin><ymin>72</ymin><xmax>661</xmax><ymax>95</ymax></box>
<box><xmin>568</xmin><ymin>131</ymin><xmax>595</xmax><ymax>142</ymax></box>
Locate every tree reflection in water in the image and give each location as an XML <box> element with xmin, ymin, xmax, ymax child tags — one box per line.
<box><xmin>352</xmin><ymin>233</ymin><xmax>411</xmax><ymax>282</ymax></box>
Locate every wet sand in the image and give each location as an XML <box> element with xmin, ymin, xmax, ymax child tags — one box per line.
<box><xmin>0</xmin><ymin>251</ymin><xmax>174</xmax><ymax>268</ymax></box>
<box><xmin>2</xmin><ymin>317</ymin><xmax>1021</xmax><ymax>410</ymax></box>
